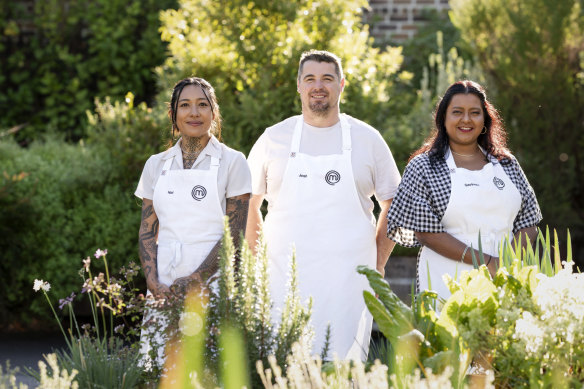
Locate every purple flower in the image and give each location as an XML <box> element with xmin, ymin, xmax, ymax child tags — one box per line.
<box><xmin>58</xmin><ymin>292</ymin><xmax>76</xmax><ymax>310</ymax></box>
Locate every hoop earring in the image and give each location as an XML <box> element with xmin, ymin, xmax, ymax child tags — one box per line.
<box><xmin>481</xmin><ymin>126</ymin><xmax>487</xmax><ymax>134</ymax></box>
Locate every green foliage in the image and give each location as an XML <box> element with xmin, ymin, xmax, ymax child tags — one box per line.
<box><xmin>399</xmin><ymin>10</ymin><xmax>467</xmax><ymax>88</ymax></box>
<box><xmin>360</xmin><ymin>229</ymin><xmax>583</xmax><ymax>388</ymax></box>
<box><xmin>0</xmin><ymin>0</ymin><xmax>176</xmax><ymax>141</ymax></box>
<box><xmin>207</xmin><ymin>220</ymin><xmax>312</xmax><ymax>388</ymax></box>
<box><xmin>85</xmin><ymin>92</ymin><xmax>169</xmax><ymax>188</ymax></box>
<box><xmin>449</xmin><ymin>0</ymin><xmax>584</xmax><ymax>264</ymax></box>
<box><xmin>157</xmin><ymin>0</ymin><xmax>410</xmax><ymax>154</ymax></box>
<box><xmin>0</xmin><ymin>137</ymin><xmax>140</xmax><ymax>326</ymax></box>
<box><xmin>52</xmin><ymin>336</ymin><xmax>141</xmax><ymax>389</ymax></box>
<box><xmin>358</xmin><ymin>266</ymin><xmax>469</xmax><ymax>388</ymax></box>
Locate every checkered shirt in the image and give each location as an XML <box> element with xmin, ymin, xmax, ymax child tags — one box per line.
<box><xmin>387</xmin><ymin>152</ymin><xmax>542</xmax><ymax>247</ymax></box>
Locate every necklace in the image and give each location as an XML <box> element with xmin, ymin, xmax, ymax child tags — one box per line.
<box><xmin>451</xmin><ymin>149</ymin><xmax>479</xmax><ymax>158</ymax></box>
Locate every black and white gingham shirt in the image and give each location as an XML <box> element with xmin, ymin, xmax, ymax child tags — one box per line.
<box><xmin>387</xmin><ymin>152</ymin><xmax>542</xmax><ymax>247</ymax></box>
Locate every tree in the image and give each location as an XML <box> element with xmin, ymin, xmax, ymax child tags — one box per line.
<box><xmin>450</xmin><ymin>0</ymin><xmax>584</xmax><ymax>264</ymax></box>
<box><xmin>156</xmin><ymin>0</ymin><xmax>410</xmax><ymax>154</ymax></box>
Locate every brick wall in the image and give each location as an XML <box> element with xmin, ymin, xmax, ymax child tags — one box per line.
<box><xmin>365</xmin><ymin>0</ymin><xmax>450</xmax><ymax>42</ymax></box>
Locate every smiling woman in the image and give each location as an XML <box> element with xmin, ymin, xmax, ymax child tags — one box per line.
<box><xmin>386</xmin><ymin>80</ymin><xmax>543</xmax><ymax>302</ymax></box>
<box><xmin>134</xmin><ymin>77</ymin><xmax>251</xmax><ymax>370</ymax></box>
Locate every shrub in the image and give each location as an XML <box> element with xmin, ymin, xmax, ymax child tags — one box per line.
<box><xmin>85</xmin><ymin>93</ymin><xmax>169</xmax><ymax>189</ymax></box>
<box><xmin>449</xmin><ymin>0</ymin><xmax>584</xmax><ymax>265</ymax></box>
<box><xmin>0</xmin><ymin>136</ymin><xmax>140</xmax><ymax>327</ymax></box>
<box><xmin>0</xmin><ymin>0</ymin><xmax>177</xmax><ymax>142</ymax></box>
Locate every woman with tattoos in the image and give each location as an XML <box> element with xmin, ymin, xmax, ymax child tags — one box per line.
<box><xmin>134</xmin><ymin>77</ymin><xmax>251</xmax><ymax>368</ymax></box>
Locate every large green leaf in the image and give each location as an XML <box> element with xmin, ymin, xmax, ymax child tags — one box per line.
<box><xmin>363</xmin><ymin>290</ymin><xmax>399</xmax><ymax>343</ymax></box>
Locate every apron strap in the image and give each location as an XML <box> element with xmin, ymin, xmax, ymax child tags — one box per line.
<box><xmin>161</xmin><ymin>157</ymin><xmax>174</xmax><ymax>175</ymax></box>
<box><xmin>340</xmin><ymin>114</ymin><xmax>352</xmax><ymax>155</ymax></box>
<box><xmin>445</xmin><ymin>147</ymin><xmax>456</xmax><ymax>173</ymax></box>
<box><xmin>290</xmin><ymin>116</ymin><xmax>303</xmax><ymax>154</ymax></box>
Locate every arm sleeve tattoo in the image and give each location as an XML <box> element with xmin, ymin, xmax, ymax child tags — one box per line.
<box><xmin>195</xmin><ymin>193</ymin><xmax>250</xmax><ymax>282</ymax></box>
<box><xmin>138</xmin><ymin>200</ymin><xmax>159</xmax><ymax>287</ymax></box>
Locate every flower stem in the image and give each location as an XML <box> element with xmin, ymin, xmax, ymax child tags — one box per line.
<box><xmin>43</xmin><ymin>291</ymin><xmax>72</xmax><ymax>350</ymax></box>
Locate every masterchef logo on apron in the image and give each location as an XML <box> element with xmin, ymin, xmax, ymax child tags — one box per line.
<box><xmin>191</xmin><ymin>185</ymin><xmax>207</xmax><ymax>201</ymax></box>
<box><xmin>325</xmin><ymin>170</ymin><xmax>341</xmax><ymax>185</ymax></box>
<box><xmin>493</xmin><ymin>176</ymin><xmax>505</xmax><ymax>190</ymax></box>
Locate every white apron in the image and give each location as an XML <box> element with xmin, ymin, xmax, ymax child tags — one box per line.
<box><xmin>263</xmin><ymin>115</ymin><xmax>377</xmax><ymax>361</ymax></box>
<box><xmin>418</xmin><ymin>149</ymin><xmax>522</xmax><ymax>300</ymax></box>
<box><xmin>140</xmin><ymin>154</ymin><xmax>224</xmax><ymax>369</ymax></box>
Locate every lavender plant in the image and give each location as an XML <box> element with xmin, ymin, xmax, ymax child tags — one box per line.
<box><xmin>31</xmin><ymin>250</ymin><xmax>144</xmax><ymax>389</ymax></box>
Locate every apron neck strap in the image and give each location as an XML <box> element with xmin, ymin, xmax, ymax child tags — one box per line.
<box><xmin>339</xmin><ymin>114</ymin><xmax>352</xmax><ymax>154</ymax></box>
<box><xmin>445</xmin><ymin>147</ymin><xmax>456</xmax><ymax>172</ymax></box>
<box><xmin>161</xmin><ymin>157</ymin><xmax>173</xmax><ymax>174</ymax></box>
<box><xmin>290</xmin><ymin>114</ymin><xmax>351</xmax><ymax>155</ymax></box>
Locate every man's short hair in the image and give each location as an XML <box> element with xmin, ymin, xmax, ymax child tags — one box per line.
<box><xmin>297</xmin><ymin>50</ymin><xmax>344</xmax><ymax>81</ymax></box>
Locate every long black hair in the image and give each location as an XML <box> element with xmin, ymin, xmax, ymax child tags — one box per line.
<box><xmin>169</xmin><ymin>77</ymin><xmax>222</xmax><ymax>141</ymax></box>
<box><xmin>411</xmin><ymin>80</ymin><xmax>510</xmax><ymax>163</ymax></box>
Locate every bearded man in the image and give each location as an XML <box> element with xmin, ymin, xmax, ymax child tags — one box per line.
<box><xmin>246</xmin><ymin>50</ymin><xmax>401</xmax><ymax>361</ymax></box>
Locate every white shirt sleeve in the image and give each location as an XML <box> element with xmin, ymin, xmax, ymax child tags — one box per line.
<box><xmin>226</xmin><ymin>151</ymin><xmax>252</xmax><ymax>198</ymax></box>
<box><xmin>134</xmin><ymin>156</ymin><xmax>156</xmax><ymax>200</ymax></box>
<box><xmin>372</xmin><ymin>130</ymin><xmax>401</xmax><ymax>201</ymax></box>
<box><xmin>247</xmin><ymin>132</ymin><xmax>269</xmax><ymax>196</ymax></box>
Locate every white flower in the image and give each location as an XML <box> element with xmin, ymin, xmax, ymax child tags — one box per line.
<box><xmin>94</xmin><ymin>248</ymin><xmax>108</xmax><ymax>259</ymax></box>
<box><xmin>33</xmin><ymin>279</ymin><xmax>51</xmax><ymax>292</ymax></box>
<box><xmin>33</xmin><ymin>279</ymin><xmax>43</xmax><ymax>291</ymax></box>
<box><xmin>82</xmin><ymin>257</ymin><xmax>91</xmax><ymax>272</ymax></box>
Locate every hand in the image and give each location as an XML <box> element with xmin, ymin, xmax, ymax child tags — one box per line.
<box><xmin>170</xmin><ymin>273</ymin><xmax>203</xmax><ymax>296</ymax></box>
<box><xmin>149</xmin><ymin>281</ymin><xmax>171</xmax><ymax>299</ymax></box>
<box><xmin>376</xmin><ymin>265</ymin><xmax>386</xmax><ymax>278</ymax></box>
<box><xmin>487</xmin><ymin>255</ymin><xmax>498</xmax><ymax>278</ymax></box>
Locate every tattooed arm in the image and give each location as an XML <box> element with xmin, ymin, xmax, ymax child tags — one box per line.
<box><xmin>139</xmin><ymin>199</ymin><xmax>170</xmax><ymax>298</ymax></box>
<box><xmin>170</xmin><ymin>193</ymin><xmax>250</xmax><ymax>294</ymax></box>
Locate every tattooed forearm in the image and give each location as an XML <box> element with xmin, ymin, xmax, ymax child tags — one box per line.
<box><xmin>192</xmin><ymin>193</ymin><xmax>250</xmax><ymax>283</ymax></box>
<box><xmin>138</xmin><ymin>200</ymin><xmax>159</xmax><ymax>287</ymax></box>
<box><xmin>195</xmin><ymin>241</ymin><xmax>221</xmax><ymax>283</ymax></box>
<box><xmin>226</xmin><ymin>194</ymin><xmax>250</xmax><ymax>249</ymax></box>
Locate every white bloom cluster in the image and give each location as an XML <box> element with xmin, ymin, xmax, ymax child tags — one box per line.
<box><xmin>514</xmin><ymin>263</ymin><xmax>584</xmax><ymax>358</ymax></box>
<box><xmin>33</xmin><ymin>279</ymin><xmax>51</xmax><ymax>292</ymax></box>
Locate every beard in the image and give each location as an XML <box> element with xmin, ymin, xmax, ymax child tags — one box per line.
<box><xmin>308</xmin><ymin>100</ymin><xmax>331</xmax><ymax>116</ymax></box>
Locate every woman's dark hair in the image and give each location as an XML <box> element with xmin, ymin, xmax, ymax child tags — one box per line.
<box><xmin>169</xmin><ymin>77</ymin><xmax>222</xmax><ymax>141</ymax></box>
<box><xmin>410</xmin><ymin>80</ymin><xmax>510</xmax><ymax>163</ymax></box>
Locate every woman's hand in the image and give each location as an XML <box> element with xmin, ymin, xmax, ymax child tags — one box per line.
<box><xmin>486</xmin><ymin>255</ymin><xmax>498</xmax><ymax>278</ymax></box>
<box><xmin>170</xmin><ymin>273</ymin><xmax>203</xmax><ymax>296</ymax></box>
<box><xmin>149</xmin><ymin>281</ymin><xmax>171</xmax><ymax>299</ymax></box>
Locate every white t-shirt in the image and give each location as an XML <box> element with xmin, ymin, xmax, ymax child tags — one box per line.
<box><xmin>135</xmin><ymin>136</ymin><xmax>251</xmax><ymax>213</ymax></box>
<box><xmin>247</xmin><ymin>114</ymin><xmax>401</xmax><ymax>215</ymax></box>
